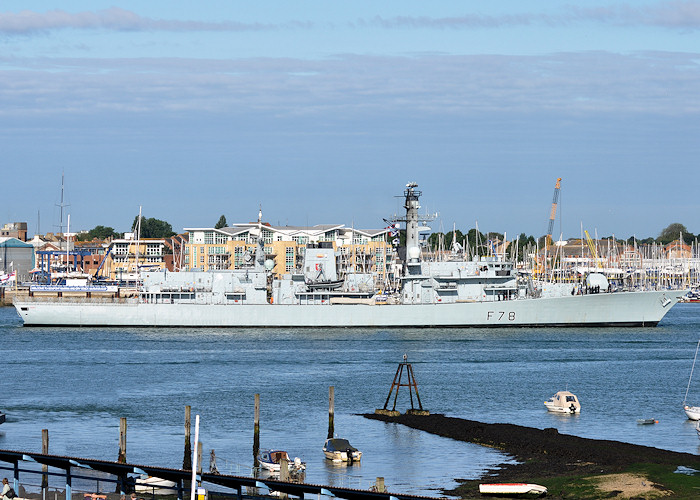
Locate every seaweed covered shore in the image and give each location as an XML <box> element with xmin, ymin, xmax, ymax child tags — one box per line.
<box><xmin>363</xmin><ymin>413</ymin><xmax>700</xmax><ymax>498</ymax></box>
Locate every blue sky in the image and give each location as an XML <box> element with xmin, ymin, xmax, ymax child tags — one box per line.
<box><xmin>1</xmin><ymin>1</ymin><xmax>699</xmax><ymax>240</ymax></box>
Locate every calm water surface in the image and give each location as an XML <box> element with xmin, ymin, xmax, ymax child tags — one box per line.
<box><xmin>1</xmin><ymin>304</ymin><xmax>700</xmax><ymax>496</ymax></box>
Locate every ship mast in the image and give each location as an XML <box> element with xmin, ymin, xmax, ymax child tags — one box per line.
<box><xmin>388</xmin><ymin>182</ymin><xmax>436</xmax><ymax>273</ymax></box>
<box><xmin>404</xmin><ymin>182</ymin><xmax>421</xmax><ymax>261</ymax></box>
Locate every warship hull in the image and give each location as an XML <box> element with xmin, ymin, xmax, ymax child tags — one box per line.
<box><xmin>13</xmin><ymin>289</ymin><xmax>683</xmax><ymax>327</ymax></box>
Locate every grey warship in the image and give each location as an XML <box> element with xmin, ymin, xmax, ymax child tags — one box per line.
<box><xmin>14</xmin><ymin>183</ymin><xmax>684</xmax><ymax>327</ymax></box>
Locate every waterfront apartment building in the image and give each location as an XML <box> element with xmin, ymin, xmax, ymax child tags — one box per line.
<box><xmin>183</xmin><ymin>220</ymin><xmax>394</xmax><ymax>285</ymax></box>
<box><xmin>102</xmin><ymin>236</ymin><xmax>169</xmax><ymax>280</ymax></box>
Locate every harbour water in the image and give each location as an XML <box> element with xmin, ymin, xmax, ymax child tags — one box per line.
<box><xmin>1</xmin><ymin>304</ymin><xmax>699</xmax><ymax>497</ymax></box>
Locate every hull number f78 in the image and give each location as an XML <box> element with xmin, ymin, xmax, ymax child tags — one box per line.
<box><xmin>487</xmin><ymin>311</ymin><xmax>516</xmax><ymax>321</ymax></box>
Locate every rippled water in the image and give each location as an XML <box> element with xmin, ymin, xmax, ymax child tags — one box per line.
<box><xmin>1</xmin><ymin>304</ymin><xmax>699</xmax><ymax>496</ymax></box>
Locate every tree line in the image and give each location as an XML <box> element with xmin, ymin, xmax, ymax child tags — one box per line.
<box><xmin>75</xmin><ymin>214</ymin><xmax>228</xmax><ymax>242</ymax></box>
<box><xmin>426</xmin><ymin>222</ymin><xmax>698</xmax><ymax>255</ymax></box>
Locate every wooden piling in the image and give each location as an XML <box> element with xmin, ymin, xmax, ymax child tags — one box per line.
<box><xmin>41</xmin><ymin>429</ymin><xmax>48</xmax><ymax>499</ymax></box>
<box><xmin>183</xmin><ymin>406</ymin><xmax>192</xmax><ymax>470</ymax></box>
<box><xmin>279</xmin><ymin>456</ymin><xmax>289</xmax><ymax>499</ymax></box>
<box><xmin>196</xmin><ymin>441</ymin><xmax>202</xmax><ymax>477</ymax></box>
<box><xmin>209</xmin><ymin>449</ymin><xmax>219</xmax><ymax>474</ymax></box>
<box><xmin>327</xmin><ymin>386</ymin><xmax>334</xmax><ymax>439</ymax></box>
<box><xmin>279</xmin><ymin>456</ymin><xmax>289</xmax><ymax>482</ymax></box>
<box><xmin>118</xmin><ymin>417</ymin><xmax>127</xmax><ymax>463</ymax></box>
<box><xmin>253</xmin><ymin>394</ymin><xmax>260</xmax><ymax>468</ymax></box>
<box><xmin>375</xmin><ymin>477</ymin><xmax>385</xmax><ymax>493</ymax></box>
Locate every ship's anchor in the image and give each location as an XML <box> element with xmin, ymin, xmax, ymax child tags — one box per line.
<box><xmin>375</xmin><ymin>354</ymin><xmax>429</xmax><ymax>416</ymax></box>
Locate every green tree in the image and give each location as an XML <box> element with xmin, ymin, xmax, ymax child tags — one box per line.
<box><xmin>658</xmin><ymin>223</ymin><xmax>689</xmax><ymax>245</ymax></box>
<box><xmin>514</xmin><ymin>233</ymin><xmax>536</xmax><ymax>260</ymax></box>
<box><xmin>214</xmin><ymin>215</ymin><xmax>227</xmax><ymax>229</ymax></box>
<box><xmin>76</xmin><ymin>225</ymin><xmax>121</xmax><ymax>241</ymax></box>
<box><xmin>465</xmin><ymin>228</ymin><xmax>486</xmax><ymax>256</ymax></box>
<box><xmin>132</xmin><ymin>216</ymin><xmax>176</xmax><ymax>238</ymax></box>
<box><xmin>427</xmin><ymin>229</ymin><xmax>465</xmax><ymax>251</ymax></box>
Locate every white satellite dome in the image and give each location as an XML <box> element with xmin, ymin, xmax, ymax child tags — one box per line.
<box><xmin>264</xmin><ymin>259</ymin><xmax>275</xmax><ymax>271</ymax></box>
<box><xmin>586</xmin><ymin>273</ymin><xmax>608</xmax><ymax>289</ymax></box>
<box><xmin>407</xmin><ymin>246</ymin><xmax>421</xmax><ymax>260</ymax></box>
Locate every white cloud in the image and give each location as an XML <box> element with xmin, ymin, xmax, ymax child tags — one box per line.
<box><xmin>0</xmin><ymin>7</ymin><xmax>308</xmax><ymax>35</ymax></box>
<box><xmin>3</xmin><ymin>2</ymin><xmax>700</xmax><ymax>36</ymax></box>
<box><xmin>368</xmin><ymin>1</ymin><xmax>700</xmax><ymax>31</ymax></box>
<box><xmin>0</xmin><ymin>52</ymin><xmax>698</xmax><ymax>117</ymax></box>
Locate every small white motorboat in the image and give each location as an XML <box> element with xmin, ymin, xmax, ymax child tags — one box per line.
<box><xmin>544</xmin><ymin>390</ymin><xmax>581</xmax><ymax>414</ymax></box>
<box><xmin>322</xmin><ymin>438</ymin><xmax>362</xmax><ymax>463</ymax></box>
<box><xmin>134</xmin><ymin>476</ymin><xmax>177</xmax><ymax>495</ymax></box>
<box><xmin>258</xmin><ymin>449</ymin><xmax>305</xmax><ymax>474</ymax></box>
<box><xmin>479</xmin><ymin>483</ymin><xmax>547</xmax><ymax>497</ymax></box>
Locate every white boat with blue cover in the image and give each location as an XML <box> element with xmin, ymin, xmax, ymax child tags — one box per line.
<box><xmin>257</xmin><ymin>449</ymin><xmax>305</xmax><ymax>474</ymax></box>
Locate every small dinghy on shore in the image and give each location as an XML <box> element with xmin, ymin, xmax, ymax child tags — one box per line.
<box><xmin>479</xmin><ymin>483</ymin><xmax>547</xmax><ymax>497</ymax></box>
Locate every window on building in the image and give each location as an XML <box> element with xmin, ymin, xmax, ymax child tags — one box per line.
<box><xmin>285</xmin><ymin>247</ymin><xmax>294</xmax><ymax>272</ymax></box>
<box><xmin>233</xmin><ymin>231</ymin><xmax>249</xmax><ymax>243</ymax></box>
<box><xmin>261</xmin><ymin>229</ymin><xmax>273</xmax><ymax>243</ymax></box>
<box><xmin>204</xmin><ymin>231</ymin><xmax>214</xmax><ymax>244</ymax></box>
<box><xmin>146</xmin><ymin>244</ymin><xmax>161</xmax><ymax>256</ymax></box>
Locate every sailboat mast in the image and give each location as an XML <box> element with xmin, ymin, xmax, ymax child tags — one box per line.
<box><xmin>684</xmin><ymin>340</ymin><xmax>700</xmax><ymax>405</ymax></box>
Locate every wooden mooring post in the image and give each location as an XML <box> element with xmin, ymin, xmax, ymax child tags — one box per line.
<box><xmin>41</xmin><ymin>429</ymin><xmax>48</xmax><ymax>500</ymax></box>
<box><xmin>118</xmin><ymin>417</ymin><xmax>127</xmax><ymax>463</ymax></box>
<box><xmin>183</xmin><ymin>405</ymin><xmax>192</xmax><ymax>470</ymax></box>
<box><xmin>327</xmin><ymin>386</ymin><xmax>334</xmax><ymax>439</ymax></box>
<box><xmin>253</xmin><ymin>394</ymin><xmax>260</xmax><ymax>469</ymax></box>
<box><xmin>116</xmin><ymin>417</ymin><xmax>127</xmax><ymax>494</ymax></box>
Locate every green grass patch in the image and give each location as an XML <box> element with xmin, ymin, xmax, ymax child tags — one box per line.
<box><xmin>624</xmin><ymin>463</ymin><xmax>700</xmax><ymax>497</ymax></box>
<box><xmin>518</xmin><ymin>463</ymin><xmax>699</xmax><ymax>499</ymax></box>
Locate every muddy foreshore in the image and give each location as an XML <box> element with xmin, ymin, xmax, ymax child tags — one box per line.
<box><xmin>362</xmin><ymin>413</ymin><xmax>700</xmax><ymax>491</ymax></box>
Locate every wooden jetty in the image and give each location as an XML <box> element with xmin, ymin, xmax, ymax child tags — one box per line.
<box><xmin>0</xmin><ymin>449</ymin><xmax>443</xmax><ymax>500</ymax></box>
